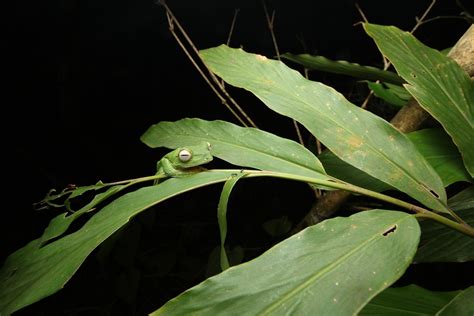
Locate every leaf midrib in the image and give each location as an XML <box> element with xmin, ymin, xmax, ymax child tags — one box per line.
<box><xmin>260</xmin><ymin>216</ymin><xmax>411</xmax><ymax>315</ymax></box>
<box><xmin>265</xmin><ymin>72</ymin><xmax>442</xmax><ymax>206</ymax></box>
<box><xmin>380</xmin><ymin>28</ymin><xmax>472</xmax><ymax>127</ymax></box>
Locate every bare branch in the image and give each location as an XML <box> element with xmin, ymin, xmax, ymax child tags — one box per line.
<box><xmin>226</xmin><ymin>9</ymin><xmax>240</xmax><ymax>46</ymax></box>
<box><xmin>411</xmin><ymin>0</ymin><xmax>437</xmax><ymax>33</ymax></box>
<box><xmin>262</xmin><ymin>0</ymin><xmax>304</xmax><ymax>144</ymax></box>
<box><xmin>262</xmin><ymin>0</ymin><xmax>281</xmax><ymax>59</ymax></box>
<box><xmin>159</xmin><ymin>0</ymin><xmax>258</xmax><ymax>128</ymax></box>
<box><xmin>355</xmin><ymin>2</ymin><xmax>368</xmax><ymax>23</ymax></box>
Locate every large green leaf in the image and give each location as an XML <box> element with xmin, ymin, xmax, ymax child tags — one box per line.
<box><xmin>414</xmin><ymin>186</ymin><xmax>474</xmax><ymax>263</ymax></box>
<box><xmin>281</xmin><ymin>53</ymin><xmax>404</xmax><ymax>85</ymax></box>
<box><xmin>360</xmin><ymin>284</ymin><xmax>460</xmax><ymax>315</ymax></box>
<box><xmin>0</xmin><ymin>171</ymin><xmax>237</xmax><ymax>315</ymax></box>
<box><xmin>151</xmin><ymin>210</ymin><xmax>420</xmax><ymax>315</ymax></box>
<box><xmin>438</xmin><ymin>286</ymin><xmax>474</xmax><ymax>315</ymax></box>
<box><xmin>200</xmin><ymin>45</ymin><xmax>448</xmax><ymax>213</ymax></box>
<box><xmin>319</xmin><ymin>128</ymin><xmax>471</xmax><ymax>192</ymax></box>
<box><xmin>409</xmin><ymin>129</ymin><xmax>472</xmax><ymax>187</ymax></box>
<box><xmin>364</xmin><ymin>23</ymin><xmax>474</xmax><ymax>177</ymax></box>
<box><xmin>367</xmin><ymin>81</ymin><xmax>410</xmax><ymax>108</ymax></box>
<box><xmin>318</xmin><ymin>151</ymin><xmax>392</xmax><ymax>192</ymax></box>
<box><xmin>141</xmin><ymin>118</ymin><xmax>329</xmax><ymax>181</ymax></box>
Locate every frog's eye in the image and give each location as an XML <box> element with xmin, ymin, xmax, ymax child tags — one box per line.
<box><xmin>178</xmin><ymin>149</ymin><xmax>192</xmax><ymax>162</ymax></box>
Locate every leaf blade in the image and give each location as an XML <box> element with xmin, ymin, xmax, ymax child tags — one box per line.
<box><xmin>141</xmin><ymin>118</ymin><xmax>329</xmax><ymax>181</ymax></box>
<box><xmin>438</xmin><ymin>286</ymin><xmax>474</xmax><ymax>316</ymax></box>
<box><xmin>281</xmin><ymin>53</ymin><xmax>404</xmax><ymax>85</ymax></box>
<box><xmin>217</xmin><ymin>172</ymin><xmax>247</xmax><ymax>271</ymax></box>
<box><xmin>151</xmin><ymin>210</ymin><xmax>420</xmax><ymax>315</ymax></box>
<box><xmin>414</xmin><ymin>186</ymin><xmax>474</xmax><ymax>263</ymax></box>
<box><xmin>0</xmin><ymin>171</ymin><xmax>238</xmax><ymax>315</ymax></box>
<box><xmin>364</xmin><ymin>23</ymin><xmax>474</xmax><ymax>177</ymax></box>
<box><xmin>360</xmin><ymin>284</ymin><xmax>460</xmax><ymax>315</ymax></box>
<box><xmin>200</xmin><ymin>45</ymin><xmax>448</xmax><ymax>212</ymax></box>
<box><xmin>319</xmin><ymin>128</ymin><xmax>471</xmax><ymax>192</ymax></box>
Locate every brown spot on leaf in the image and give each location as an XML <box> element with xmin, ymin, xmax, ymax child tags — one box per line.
<box><xmin>347</xmin><ymin>136</ymin><xmax>363</xmax><ymax>148</ymax></box>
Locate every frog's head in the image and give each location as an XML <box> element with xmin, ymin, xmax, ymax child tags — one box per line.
<box><xmin>177</xmin><ymin>142</ymin><xmax>213</xmax><ymax>167</ymax></box>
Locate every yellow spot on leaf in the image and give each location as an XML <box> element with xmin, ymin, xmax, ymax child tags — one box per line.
<box><xmin>347</xmin><ymin>136</ymin><xmax>363</xmax><ymax>148</ymax></box>
<box><xmin>389</xmin><ymin>171</ymin><xmax>403</xmax><ymax>181</ymax></box>
<box><xmin>256</xmin><ymin>54</ymin><xmax>267</xmax><ymax>61</ymax></box>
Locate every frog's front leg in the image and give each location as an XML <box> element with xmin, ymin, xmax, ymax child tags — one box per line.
<box><xmin>160</xmin><ymin>157</ymin><xmax>183</xmax><ymax>177</ymax></box>
<box><xmin>154</xmin><ymin>158</ymin><xmax>174</xmax><ymax>185</ymax></box>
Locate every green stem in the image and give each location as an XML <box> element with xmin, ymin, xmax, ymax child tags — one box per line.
<box><xmin>101</xmin><ymin>174</ymin><xmax>166</xmax><ymax>186</ymax></box>
<box><xmin>415</xmin><ymin>213</ymin><xmax>474</xmax><ymax>237</ymax></box>
<box><xmin>93</xmin><ymin>169</ymin><xmax>474</xmax><ymax>237</ymax></box>
<box><xmin>230</xmin><ymin>170</ymin><xmax>474</xmax><ymax>237</ymax></box>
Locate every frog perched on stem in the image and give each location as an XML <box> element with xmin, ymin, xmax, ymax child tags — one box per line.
<box><xmin>154</xmin><ymin>142</ymin><xmax>213</xmax><ymax>184</ymax></box>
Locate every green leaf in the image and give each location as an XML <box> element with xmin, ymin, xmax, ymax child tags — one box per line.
<box><xmin>217</xmin><ymin>172</ymin><xmax>247</xmax><ymax>271</ymax></box>
<box><xmin>39</xmin><ymin>185</ymin><xmax>127</xmax><ymax>246</ymax></box>
<box><xmin>409</xmin><ymin>129</ymin><xmax>472</xmax><ymax>187</ymax></box>
<box><xmin>319</xmin><ymin>128</ymin><xmax>471</xmax><ymax>193</ymax></box>
<box><xmin>141</xmin><ymin>118</ymin><xmax>329</xmax><ymax>181</ymax></box>
<box><xmin>364</xmin><ymin>23</ymin><xmax>474</xmax><ymax>177</ymax></box>
<box><xmin>152</xmin><ymin>210</ymin><xmax>419</xmax><ymax>315</ymax></box>
<box><xmin>448</xmin><ymin>185</ymin><xmax>474</xmax><ymax>210</ymax></box>
<box><xmin>281</xmin><ymin>53</ymin><xmax>404</xmax><ymax>85</ymax></box>
<box><xmin>360</xmin><ymin>284</ymin><xmax>460</xmax><ymax>315</ymax></box>
<box><xmin>318</xmin><ymin>151</ymin><xmax>392</xmax><ymax>192</ymax></box>
<box><xmin>34</xmin><ymin>181</ymin><xmax>105</xmax><ymax>211</ymax></box>
<box><xmin>367</xmin><ymin>81</ymin><xmax>410</xmax><ymax>107</ymax></box>
<box><xmin>438</xmin><ymin>286</ymin><xmax>474</xmax><ymax>316</ymax></box>
<box><xmin>414</xmin><ymin>186</ymin><xmax>474</xmax><ymax>263</ymax></box>
<box><xmin>0</xmin><ymin>171</ymin><xmax>237</xmax><ymax>315</ymax></box>
<box><xmin>200</xmin><ymin>45</ymin><xmax>448</xmax><ymax>213</ymax></box>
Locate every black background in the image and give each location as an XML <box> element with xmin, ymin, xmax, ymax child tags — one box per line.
<box><xmin>4</xmin><ymin>0</ymin><xmax>474</xmax><ymax>314</ymax></box>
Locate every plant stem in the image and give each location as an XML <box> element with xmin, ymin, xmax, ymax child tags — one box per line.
<box><xmin>99</xmin><ymin>169</ymin><xmax>474</xmax><ymax>237</ymax></box>
<box><xmin>100</xmin><ymin>174</ymin><xmax>165</xmax><ymax>186</ymax></box>
<box><xmin>231</xmin><ymin>170</ymin><xmax>474</xmax><ymax>237</ymax></box>
<box><xmin>415</xmin><ymin>212</ymin><xmax>474</xmax><ymax>237</ymax></box>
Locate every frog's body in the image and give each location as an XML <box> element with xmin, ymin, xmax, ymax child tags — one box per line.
<box><xmin>155</xmin><ymin>142</ymin><xmax>213</xmax><ymax>183</ymax></box>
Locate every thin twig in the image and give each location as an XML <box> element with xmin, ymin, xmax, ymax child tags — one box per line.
<box><xmin>411</xmin><ymin>0</ymin><xmax>437</xmax><ymax>33</ymax></box>
<box><xmin>159</xmin><ymin>0</ymin><xmax>258</xmax><ymax>128</ymax></box>
<box><xmin>262</xmin><ymin>1</ymin><xmax>281</xmax><ymax>58</ymax></box>
<box><xmin>355</xmin><ymin>3</ymin><xmax>368</xmax><ymax>23</ymax></box>
<box><xmin>226</xmin><ymin>9</ymin><xmax>240</xmax><ymax>46</ymax></box>
<box><xmin>262</xmin><ymin>0</ymin><xmax>304</xmax><ymax>145</ymax></box>
<box><xmin>221</xmin><ymin>9</ymin><xmax>240</xmax><ymax>87</ymax></box>
<box><xmin>356</xmin><ymin>0</ymin><xmax>437</xmax><ymax>108</ymax></box>
<box><xmin>354</xmin><ymin>3</ymin><xmax>385</xmax><ymax>109</ymax></box>
<box><xmin>163</xmin><ymin>12</ymin><xmax>249</xmax><ymax>127</ymax></box>
<box><xmin>415</xmin><ymin>15</ymin><xmax>471</xmax><ymax>27</ymax></box>
<box><xmin>298</xmin><ymin>53</ymin><xmax>322</xmax><ymax>199</ymax></box>
<box><xmin>360</xmin><ymin>90</ymin><xmax>374</xmax><ymax>109</ymax></box>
